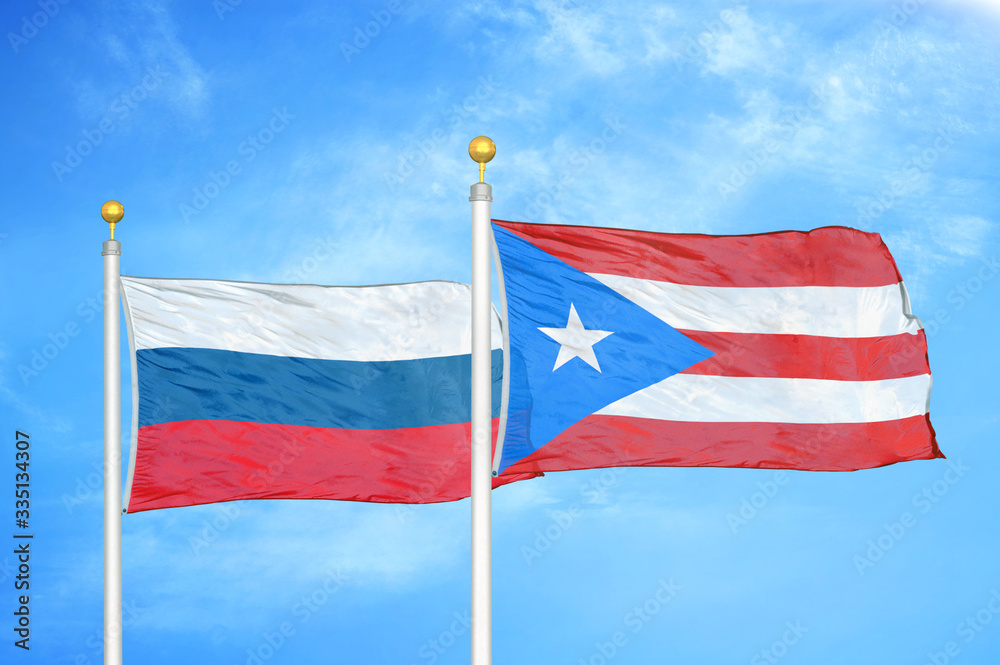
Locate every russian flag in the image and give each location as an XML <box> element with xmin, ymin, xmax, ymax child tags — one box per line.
<box><xmin>121</xmin><ymin>276</ymin><xmax>534</xmax><ymax>513</ymax></box>
<box><xmin>491</xmin><ymin>220</ymin><xmax>942</xmax><ymax>476</ymax></box>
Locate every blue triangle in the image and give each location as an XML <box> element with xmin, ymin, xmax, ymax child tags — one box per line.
<box><xmin>494</xmin><ymin>224</ymin><xmax>714</xmax><ymax>473</ymax></box>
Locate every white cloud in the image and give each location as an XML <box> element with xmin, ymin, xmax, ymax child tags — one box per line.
<box><xmin>92</xmin><ymin>1</ymin><xmax>210</xmax><ymax>119</ymax></box>
<box><xmin>533</xmin><ymin>1</ymin><xmax>627</xmax><ymax>76</ymax></box>
<box><xmin>942</xmin><ymin>0</ymin><xmax>1000</xmax><ymax>19</ymax></box>
<box><xmin>933</xmin><ymin>216</ymin><xmax>994</xmax><ymax>258</ymax></box>
<box><xmin>494</xmin><ymin>476</ymin><xmax>562</xmax><ymax>514</ymax></box>
<box><xmin>883</xmin><ymin>215</ymin><xmax>996</xmax><ymax>305</ymax></box>
<box><xmin>468</xmin><ymin>1</ymin><xmax>680</xmax><ymax>78</ymax></box>
<box><xmin>640</xmin><ymin>6</ymin><xmax>680</xmax><ymax>65</ymax></box>
<box><xmin>701</xmin><ymin>7</ymin><xmax>782</xmax><ymax>77</ymax></box>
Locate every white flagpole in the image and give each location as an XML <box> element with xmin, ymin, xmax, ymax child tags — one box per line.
<box><xmin>102</xmin><ymin>201</ymin><xmax>124</xmax><ymax>665</ymax></box>
<box><xmin>469</xmin><ymin>137</ymin><xmax>495</xmax><ymax>665</ymax></box>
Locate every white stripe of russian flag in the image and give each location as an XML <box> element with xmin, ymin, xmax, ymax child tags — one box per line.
<box><xmin>121</xmin><ymin>276</ymin><xmax>502</xmax><ymax>359</ymax></box>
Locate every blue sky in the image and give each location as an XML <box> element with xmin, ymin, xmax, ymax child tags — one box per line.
<box><xmin>2</xmin><ymin>0</ymin><xmax>999</xmax><ymax>663</ymax></box>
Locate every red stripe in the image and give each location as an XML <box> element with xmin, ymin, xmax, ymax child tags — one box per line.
<box><xmin>501</xmin><ymin>414</ymin><xmax>942</xmax><ymax>475</ymax></box>
<box><xmin>127</xmin><ymin>419</ymin><xmax>538</xmax><ymax>513</ymax></box>
<box><xmin>680</xmin><ymin>330</ymin><xmax>931</xmax><ymax>380</ymax></box>
<box><xmin>494</xmin><ymin>220</ymin><xmax>902</xmax><ymax>287</ymax></box>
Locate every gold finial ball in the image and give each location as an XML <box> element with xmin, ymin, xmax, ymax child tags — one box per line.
<box><xmin>468</xmin><ymin>136</ymin><xmax>496</xmax><ymax>165</ymax></box>
<box><xmin>101</xmin><ymin>200</ymin><xmax>124</xmax><ymax>224</ymax></box>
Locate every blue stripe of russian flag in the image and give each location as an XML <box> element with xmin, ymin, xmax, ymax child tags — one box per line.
<box><xmin>137</xmin><ymin>347</ymin><xmax>503</xmax><ymax>430</ymax></box>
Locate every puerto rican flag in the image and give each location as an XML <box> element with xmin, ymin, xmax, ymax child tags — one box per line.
<box><xmin>121</xmin><ymin>276</ymin><xmax>535</xmax><ymax>513</ymax></box>
<box><xmin>490</xmin><ymin>220</ymin><xmax>941</xmax><ymax>477</ymax></box>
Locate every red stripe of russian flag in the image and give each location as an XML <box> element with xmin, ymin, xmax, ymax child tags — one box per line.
<box><xmin>128</xmin><ymin>419</ymin><xmax>533</xmax><ymax>513</ymax></box>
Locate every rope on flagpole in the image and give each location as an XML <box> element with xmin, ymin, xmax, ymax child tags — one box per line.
<box><xmin>469</xmin><ymin>137</ymin><xmax>495</xmax><ymax>665</ymax></box>
<box><xmin>102</xmin><ymin>200</ymin><xmax>124</xmax><ymax>665</ymax></box>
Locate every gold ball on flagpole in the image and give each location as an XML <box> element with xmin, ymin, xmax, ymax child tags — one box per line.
<box><xmin>469</xmin><ymin>136</ymin><xmax>495</xmax><ymax>183</ymax></box>
<box><xmin>102</xmin><ymin>200</ymin><xmax>124</xmax><ymax>224</ymax></box>
<box><xmin>102</xmin><ymin>200</ymin><xmax>124</xmax><ymax>240</ymax></box>
<box><xmin>469</xmin><ymin>136</ymin><xmax>496</xmax><ymax>164</ymax></box>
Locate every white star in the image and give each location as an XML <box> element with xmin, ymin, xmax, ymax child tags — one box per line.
<box><xmin>538</xmin><ymin>303</ymin><xmax>614</xmax><ymax>373</ymax></box>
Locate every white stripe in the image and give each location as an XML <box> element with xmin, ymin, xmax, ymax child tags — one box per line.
<box><xmin>121</xmin><ymin>276</ymin><xmax>502</xmax><ymax>361</ymax></box>
<box><xmin>590</xmin><ymin>273</ymin><xmax>923</xmax><ymax>337</ymax></box>
<box><xmin>597</xmin><ymin>374</ymin><xmax>931</xmax><ymax>423</ymax></box>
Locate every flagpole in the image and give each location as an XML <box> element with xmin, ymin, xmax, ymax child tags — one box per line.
<box><xmin>101</xmin><ymin>200</ymin><xmax>124</xmax><ymax>665</ymax></box>
<box><xmin>469</xmin><ymin>137</ymin><xmax>495</xmax><ymax>665</ymax></box>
